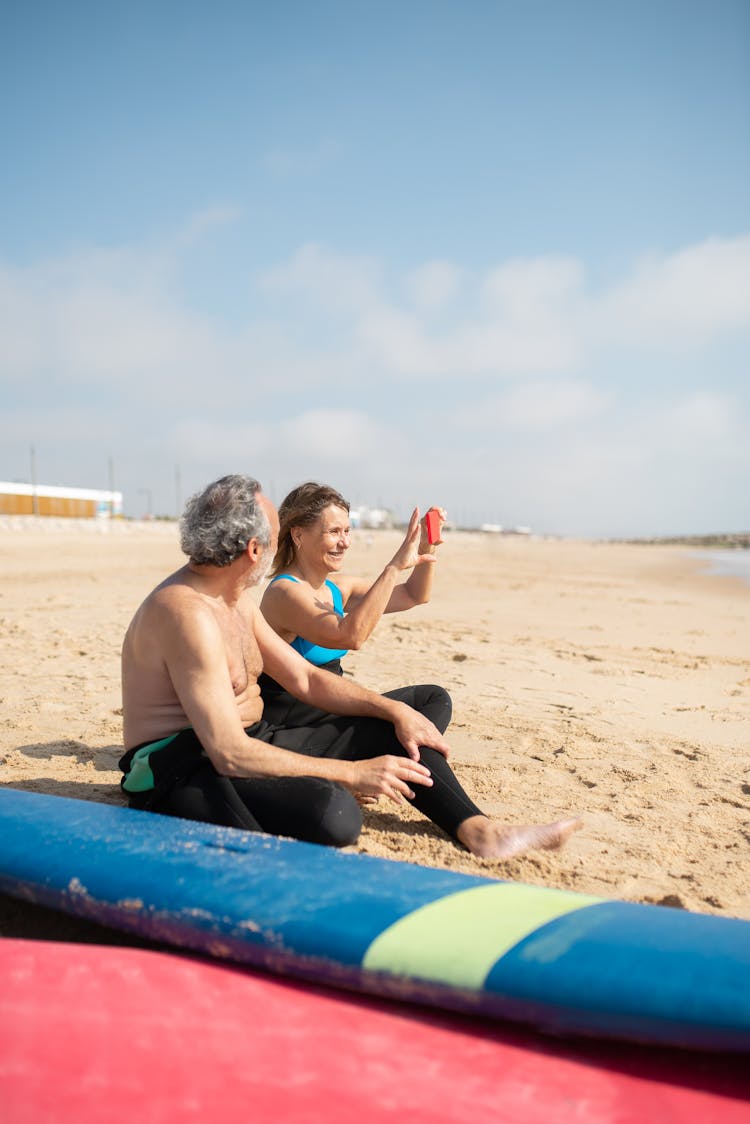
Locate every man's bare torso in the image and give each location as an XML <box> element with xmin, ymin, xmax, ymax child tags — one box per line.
<box><xmin>121</xmin><ymin>566</ymin><xmax>265</xmax><ymax>750</ymax></box>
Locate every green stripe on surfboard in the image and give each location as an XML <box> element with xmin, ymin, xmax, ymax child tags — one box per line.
<box><xmin>362</xmin><ymin>883</ymin><xmax>603</xmax><ymax>990</ymax></box>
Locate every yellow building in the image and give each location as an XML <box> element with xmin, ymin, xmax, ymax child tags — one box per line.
<box><xmin>0</xmin><ymin>482</ymin><xmax>123</xmax><ymax>519</ymax></box>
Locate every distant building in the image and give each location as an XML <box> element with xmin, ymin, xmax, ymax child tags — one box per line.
<box><xmin>0</xmin><ymin>482</ymin><xmax>123</xmax><ymax>519</ymax></box>
<box><xmin>478</xmin><ymin>522</ymin><xmax>532</xmax><ymax>536</ymax></box>
<box><xmin>350</xmin><ymin>506</ymin><xmax>394</xmax><ymax>530</ymax></box>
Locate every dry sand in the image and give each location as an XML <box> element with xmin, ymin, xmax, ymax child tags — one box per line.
<box><xmin>1</xmin><ymin>517</ymin><xmax>749</xmax><ymax>938</ymax></box>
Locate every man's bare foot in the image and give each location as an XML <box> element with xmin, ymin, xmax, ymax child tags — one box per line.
<box><xmin>456</xmin><ymin>815</ymin><xmax>583</xmax><ymax>860</ymax></box>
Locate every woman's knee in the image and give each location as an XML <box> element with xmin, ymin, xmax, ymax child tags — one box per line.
<box><xmin>414</xmin><ymin>684</ymin><xmax>452</xmax><ymax>731</ymax></box>
<box><xmin>385</xmin><ymin>683</ymin><xmax>452</xmax><ymax>721</ymax></box>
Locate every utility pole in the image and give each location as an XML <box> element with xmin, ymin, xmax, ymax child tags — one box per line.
<box><xmin>108</xmin><ymin>457</ymin><xmax>115</xmax><ymax>517</ymax></box>
<box><xmin>30</xmin><ymin>445</ymin><xmax>38</xmax><ymax>515</ymax></box>
<box><xmin>138</xmin><ymin>488</ymin><xmax>153</xmax><ymax>520</ymax></box>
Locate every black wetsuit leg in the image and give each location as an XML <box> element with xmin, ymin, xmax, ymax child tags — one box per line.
<box><xmin>122</xmin><ymin>726</ymin><xmax>362</xmax><ymax>847</ymax></box>
<box><xmin>263</xmin><ymin>684</ymin><xmax>484</xmax><ymax>841</ymax></box>
<box><xmin>162</xmin><ymin>764</ymin><xmax>362</xmax><ymax>847</ymax></box>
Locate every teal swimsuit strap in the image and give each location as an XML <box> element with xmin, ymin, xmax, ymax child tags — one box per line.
<box><xmin>268</xmin><ymin>573</ymin><xmax>299</xmax><ymax>586</ymax></box>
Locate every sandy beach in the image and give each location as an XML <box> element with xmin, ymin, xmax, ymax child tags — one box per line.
<box><xmin>1</xmin><ymin>518</ymin><xmax>749</xmax><ymax>938</ymax></box>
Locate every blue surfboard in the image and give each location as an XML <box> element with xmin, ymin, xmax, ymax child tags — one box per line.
<box><xmin>1</xmin><ymin>787</ymin><xmax>748</xmax><ymax>1052</ymax></box>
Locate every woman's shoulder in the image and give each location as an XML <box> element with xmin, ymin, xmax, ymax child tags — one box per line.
<box><xmin>263</xmin><ymin>573</ymin><xmax>309</xmax><ymax>600</ymax></box>
<box><xmin>262</xmin><ymin>572</ymin><xmax>324</xmax><ymax>612</ymax></box>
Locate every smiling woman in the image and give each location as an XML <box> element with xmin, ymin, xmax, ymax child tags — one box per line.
<box><xmin>260</xmin><ymin>481</ymin><xmax>445</xmax><ymax>665</ymax></box>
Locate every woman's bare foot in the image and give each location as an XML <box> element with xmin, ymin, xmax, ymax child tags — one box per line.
<box><xmin>456</xmin><ymin>815</ymin><xmax>583</xmax><ymax>860</ymax></box>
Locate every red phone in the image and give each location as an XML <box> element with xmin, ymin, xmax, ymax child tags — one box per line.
<box><xmin>425</xmin><ymin>507</ymin><xmax>443</xmax><ymax>545</ymax></box>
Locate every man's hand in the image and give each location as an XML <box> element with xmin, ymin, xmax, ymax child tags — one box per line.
<box><xmin>350</xmin><ymin>756</ymin><xmax>433</xmax><ymax>804</ymax></box>
<box><xmin>391</xmin><ymin>703</ymin><xmax>450</xmax><ymax>761</ymax></box>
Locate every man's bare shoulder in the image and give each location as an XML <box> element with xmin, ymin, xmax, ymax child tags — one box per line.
<box><xmin>145</xmin><ymin>572</ymin><xmax>262</xmax><ymax>631</ymax></box>
<box><xmin>146</xmin><ymin>569</ymin><xmax>207</xmax><ymax>613</ymax></box>
<box><xmin>126</xmin><ymin>568</ymin><xmax>217</xmax><ymax>643</ymax></box>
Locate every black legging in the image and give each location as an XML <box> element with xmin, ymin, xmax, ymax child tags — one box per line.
<box><xmin>128</xmin><ymin>683</ymin><xmax>483</xmax><ymax>849</ymax></box>
<box><xmin>258</xmin><ymin>680</ymin><xmax>483</xmax><ymax>841</ymax></box>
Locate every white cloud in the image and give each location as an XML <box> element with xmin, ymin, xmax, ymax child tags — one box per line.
<box><xmin>176</xmin><ymin>205</ymin><xmax>243</xmax><ymax>247</ymax></box>
<box><xmin>165</xmin><ymin>409</ymin><xmax>403</xmax><ymax>482</ymax></box>
<box><xmin>457</xmin><ymin>378</ymin><xmax>609</xmax><ymax>431</ymax></box>
<box><xmin>480</xmin><ymin>256</ymin><xmax>584</xmax><ymax>319</ymax></box>
<box><xmin>0</xmin><ymin>244</ymin><xmax>216</xmax><ymax>389</ymax></box>
<box><xmin>0</xmin><ymin>267</ymin><xmax>48</xmax><ymax>378</ymax></box>
<box><xmin>666</xmin><ymin>391</ymin><xmax>740</xmax><ymax>443</ymax></box>
<box><xmin>258</xmin><ymin>242</ymin><xmax>381</xmax><ymax>315</ymax></box>
<box><xmin>170</xmin><ymin>419</ymin><xmax>274</xmax><ymax>463</ymax></box>
<box><xmin>278</xmin><ymin>408</ymin><xmax>396</xmax><ymax>461</ymax></box>
<box><xmin>594</xmin><ymin>236</ymin><xmax>750</xmax><ymax>348</ymax></box>
<box><xmin>404</xmin><ymin>260</ymin><xmax>464</xmax><ymax>309</ymax></box>
<box><xmin>55</xmin><ymin>286</ymin><xmax>214</xmax><ymax>380</ymax></box>
<box><xmin>256</xmin><ymin>236</ymin><xmax>750</xmax><ymax>381</ymax></box>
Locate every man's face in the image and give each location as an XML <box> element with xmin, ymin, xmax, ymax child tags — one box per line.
<box><xmin>253</xmin><ymin>493</ymin><xmax>279</xmax><ymax>585</ymax></box>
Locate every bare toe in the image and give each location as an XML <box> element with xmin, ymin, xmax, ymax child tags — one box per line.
<box><xmin>540</xmin><ymin>817</ymin><xmax>584</xmax><ymax>851</ymax></box>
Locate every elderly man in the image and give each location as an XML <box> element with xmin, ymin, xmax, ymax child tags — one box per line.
<box><xmin>121</xmin><ymin>475</ymin><xmax>580</xmax><ymax>858</ymax></box>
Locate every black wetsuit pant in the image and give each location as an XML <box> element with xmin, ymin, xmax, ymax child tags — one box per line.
<box><xmin>120</xmin><ymin>683</ymin><xmax>483</xmax><ymax>849</ymax></box>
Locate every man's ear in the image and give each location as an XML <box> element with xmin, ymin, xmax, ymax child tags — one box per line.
<box><xmin>246</xmin><ymin>538</ymin><xmax>261</xmax><ymax>562</ymax></box>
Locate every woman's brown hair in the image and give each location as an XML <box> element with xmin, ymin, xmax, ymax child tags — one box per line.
<box><xmin>270</xmin><ymin>482</ymin><xmax>350</xmax><ymax>577</ymax></box>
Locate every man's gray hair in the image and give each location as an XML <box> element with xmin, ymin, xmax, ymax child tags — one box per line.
<box><xmin>180</xmin><ymin>475</ymin><xmax>271</xmax><ymax>567</ymax></box>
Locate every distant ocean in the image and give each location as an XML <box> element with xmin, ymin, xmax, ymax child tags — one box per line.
<box><xmin>693</xmin><ymin>550</ymin><xmax>750</xmax><ymax>587</ymax></box>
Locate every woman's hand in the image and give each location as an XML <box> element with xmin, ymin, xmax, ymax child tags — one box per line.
<box><xmin>388</xmin><ymin>508</ymin><xmax>439</xmax><ymax>572</ymax></box>
<box><xmin>349</xmin><ymin>755</ymin><xmax>433</xmax><ymax>804</ymax></box>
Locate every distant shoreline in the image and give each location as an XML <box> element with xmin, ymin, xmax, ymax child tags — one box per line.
<box><xmin>615</xmin><ymin>533</ymin><xmax>750</xmax><ymax>550</ymax></box>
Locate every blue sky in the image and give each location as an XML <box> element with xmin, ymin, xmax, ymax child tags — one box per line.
<box><xmin>1</xmin><ymin>0</ymin><xmax>748</xmax><ymax>535</ymax></box>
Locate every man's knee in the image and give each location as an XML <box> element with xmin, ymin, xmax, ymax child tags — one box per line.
<box><xmin>313</xmin><ymin>782</ymin><xmax>362</xmax><ymax>847</ymax></box>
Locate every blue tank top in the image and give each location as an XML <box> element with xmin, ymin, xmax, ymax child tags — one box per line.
<box><xmin>268</xmin><ymin>574</ymin><xmax>349</xmax><ymax>666</ymax></box>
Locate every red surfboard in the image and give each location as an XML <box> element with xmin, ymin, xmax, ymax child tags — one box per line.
<box><xmin>1</xmin><ymin>939</ymin><xmax>747</xmax><ymax>1123</ymax></box>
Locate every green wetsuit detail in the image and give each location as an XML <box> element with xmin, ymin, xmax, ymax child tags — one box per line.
<box><xmin>121</xmin><ymin>732</ymin><xmax>180</xmax><ymax>794</ymax></box>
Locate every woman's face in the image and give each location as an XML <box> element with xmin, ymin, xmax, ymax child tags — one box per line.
<box><xmin>296</xmin><ymin>504</ymin><xmax>350</xmax><ymax>571</ymax></box>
